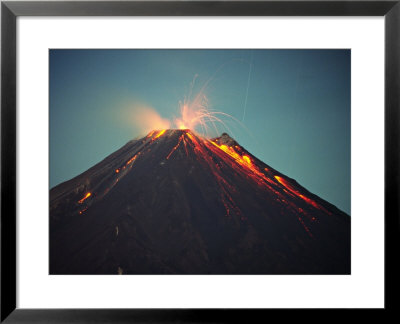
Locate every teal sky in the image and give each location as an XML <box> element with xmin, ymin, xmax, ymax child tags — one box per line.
<box><xmin>50</xmin><ymin>49</ymin><xmax>350</xmax><ymax>214</ymax></box>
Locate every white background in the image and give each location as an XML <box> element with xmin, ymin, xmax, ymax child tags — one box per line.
<box><xmin>17</xmin><ymin>17</ymin><xmax>384</xmax><ymax>308</ymax></box>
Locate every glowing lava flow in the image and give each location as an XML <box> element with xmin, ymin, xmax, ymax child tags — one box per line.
<box><xmin>76</xmin><ymin>129</ymin><xmax>319</xmax><ymax>237</ymax></box>
<box><xmin>146</xmin><ymin>130</ymin><xmax>155</xmax><ymax>138</ymax></box>
<box><xmin>148</xmin><ymin>130</ymin><xmax>167</xmax><ymax>145</ymax></box>
<box><xmin>208</xmin><ymin>141</ymin><xmax>277</xmax><ymax>188</ymax></box>
<box><xmin>181</xmin><ymin>131</ymin><xmax>243</xmax><ymax>220</ymax></box>
<box><xmin>173</xmin><ymin>82</ymin><xmax>242</xmax><ymax>138</ymax></box>
<box><xmin>153</xmin><ymin>129</ymin><xmax>166</xmax><ymax>139</ymax></box>
<box><xmin>205</xmin><ymin>137</ymin><xmax>316</xmax><ymax>236</ymax></box>
<box><xmin>209</xmin><ymin>138</ymin><xmax>322</xmax><ymax>218</ymax></box>
<box><xmin>166</xmin><ymin>134</ymin><xmax>185</xmax><ymax>160</ymax></box>
<box><xmin>274</xmin><ymin>176</ymin><xmax>329</xmax><ymax>215</ymax></box>
<box><xmin>102</xmin><ymin>130</ymin><xmax>168</xmax><ymax>201</ymax></box>
<box><xmin>104</xmin><ymin>130</ymin><xmax>169</xmax><ymax>197</ymax></box>
<box><xmin>77</xmin><ymin>130</ymin><xmax>168</xmax><ymax>215</ymax></box>
<box><xmin>126</xmin><ymin>154</ymin><xmax>139</xmax><ymax>165</ymax></box>
<box><xmin>78</xmin><ymin>192</ymin><xmax>91</xmax><ymax>204</ymax></box>
<box><xmin>210</xmin><ymin>142</ymin><xmax>255</xmax><ymax>170</ymax></box>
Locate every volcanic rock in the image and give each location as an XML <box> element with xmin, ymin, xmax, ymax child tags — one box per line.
<box><xmin>50</xmin><ymin>129</ymin><xmax>350</xmax><ymax>274</ymax></box>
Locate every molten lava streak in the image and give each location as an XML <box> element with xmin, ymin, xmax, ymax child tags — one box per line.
<box><xmin>147</xmin><ymin>130</ymin><xmax>167</xmax><ymax>145</ymax></box>
<box><xmin>274</xmin><ymin>176</ymin><xmax>326</xmax><ymax>213</ymax></box>
<box><xmin>208</xmin><ymin>141</ymin><xmax>276</xmax><ymax>188</ymax></box>
<box><xmin>166</xmin><ymin>134</ymin><xmax>185</xmax><ymax>160</ymax></box>
<box><xmin>153</xmin><ymin>129</ymin><xmax>166</xmax><ymax>139</ymax></box>
<box><xmin>146</xmin><ymin>130</ymin><xmax>155</xmax><ymax>138</ymax></box>
<box><xmin>78</xmin><ymin>192</ymin><xmax>91</xmax><ymax>204</ymax></box>
<box><xmin>126</xmin><ymin>154</ymin><xmax>139</xmax><ymax>165</ymax></box>
<box><xmin>181</xmin><ymin>131</ymin><xmax>242</xmax><ymax>219</ymax></box>
<box><xmin>209</xmin><ymin>140</ymin><xmax>323</xmax><ymax>217</ymax></box>
<box><xmin>92</xmin><ymin>129</ymin><xmax>317</xmax><ymax>237</ymax></box>
<box><xmin>205</xmin><ymin>137</ymin><xmax>315</xmax><ymax>236</ymax></box>
<box><xmin>210</xmin><ymin>142</ymin><xmax>253</xmax><ymax>169</ymax></box>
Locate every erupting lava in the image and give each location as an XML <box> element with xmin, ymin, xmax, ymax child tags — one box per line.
<box><xmin>73</xmin><ymin>129</ymin><xmax>339</xmax><ymax>236</ymax></box>
<box><xmin>126</xmin><ymin>76</ymin><xmax>242</xmax><ymax>138</ymax></box>
<box><xmin>174</xmin><ymin>100</ymin><xmax>234</xmax><ymax>135</ymax></box>
<box><xmin>172</xmin><ymin>81</ymin><xmax>240</xmax><ymax>137</ymax></box>
<box><xmin>50</xmin><ymin>128</ymin><xmax>350</xmax><ymax>275</ymax></box>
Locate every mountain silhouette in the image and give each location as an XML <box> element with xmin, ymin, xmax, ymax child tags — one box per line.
<box><xmin>50</xmin><ymin>129</ymin><xmax>350</xmax><ymax>274</ymax></box>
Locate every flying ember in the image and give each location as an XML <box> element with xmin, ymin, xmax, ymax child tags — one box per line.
<box><xmin>172</xmin><ymin>75</ymin><xmax>241</xmax><ymax>138</ymax></box>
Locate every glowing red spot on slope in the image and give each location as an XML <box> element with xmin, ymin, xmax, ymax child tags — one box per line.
<box><xmin>298</xmin><ymin>216</ymin><xmax>313</xmax><ymax>237</ymax></box>
<box><xmin>78</xmin><ymin>192</ymin><xmax>91</xmax><ymax>204</ymax></box>
<box><xmin>221</xmin><ymin>198</ymin><xmax>231</xmax><ymax>217</ymax></box>
<box><xmin>299</xmin><ymin>194</ymin><xmax>321</xmax><ymax>209</ymax></box>
<box><xmin>102</xmin><ymin>154</ymin><xmax>141</xmax><ymax>198</ymax></box>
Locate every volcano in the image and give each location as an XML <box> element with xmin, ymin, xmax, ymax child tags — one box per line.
<box><xmin>50</xmin><ymin>129</ymin><xmax>350</xmax><ymax>274</ymax></box>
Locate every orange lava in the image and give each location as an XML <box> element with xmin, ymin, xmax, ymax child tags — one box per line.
<box><xmin>79</xmin><ymin>207</ymin><xmax>88</xmax><ymax>214</ymax></box>
<box><xmin>78</xmin><ymin>192</ymin><xmax>91</xmax><ymax>204</ymax></box>
<box><xmin>153</xmin><ymin>129</ymin><xmax>166</xmax><ymax>139</ymax></box>
<box><xmin>182</xmin><ymin>131</ymin><xmax>243</xmax><ymax>220</ymax></box>
<box><xmin>147</xmin><ymin>130</ymin><xmax>167</xmax><ymax>145</ymax></box>
<box><xmin>99</xmin><ymin>130</ymin><xmax>320</xmax><ymax>237</ymax></box>
<box><xmin>274</xmin><ymin>176</ymin><xmax>325</xmax><ymax>213</ymax></box>
<box><xmin>166</xmin><ymin>134</ymin><xmax>185</xmax><ymax>160</ymax></box>
<box><xmin>146</xmin><ymin>130</ymin><xmax>155</xmax><ymax>138</ymax></box>
<box><xmin>126</xmin><ymin>153</ymin><xmax>139</xmax><ymax>165</ymax></box>
<box><xmin>186</xmin><ymin>132</ymin><xmax>195</xmax><ymax>142</ymax></box>
<box><xmin>205</xmin><ymin>138</ymin><xmax>316</xmax><ymax>235</ymax></box>
<box><xmin>209</xmin><ymin>141</ymin><xmax>274</xmax><ymax>187</ymax></box>
<box><xmin>242</xmin><ymin>155</ymin><xmax>251</xmax><ymax>165</ymax></box>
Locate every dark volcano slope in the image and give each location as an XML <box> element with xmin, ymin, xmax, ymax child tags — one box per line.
<box><xmin>50</xmin><ymin>129</ymin><xmax>350</xmax><ymax>274</ymax></box>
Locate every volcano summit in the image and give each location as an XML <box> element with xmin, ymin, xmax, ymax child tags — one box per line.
<box><xmin>50</xmin><ymin>129</ymin><xmax>350</xmax><ymax>274</ymax></box>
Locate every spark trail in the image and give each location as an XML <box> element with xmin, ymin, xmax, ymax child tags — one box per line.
<box><xmin>242</xmin><ymin>50</ymin><xmax>253</xmax><ymax>122</ymax></box>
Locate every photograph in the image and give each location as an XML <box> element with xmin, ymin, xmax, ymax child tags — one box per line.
<box><xmin>49</xmin><ymin>49</ymin><xmax>351</xmax><ymax>275</ymax></box>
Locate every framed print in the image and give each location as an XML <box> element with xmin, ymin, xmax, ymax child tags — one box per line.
<box><xmin>1</xmin><ymin>0</ymin><xmax>399</xmax><ymax>322</ymax></box>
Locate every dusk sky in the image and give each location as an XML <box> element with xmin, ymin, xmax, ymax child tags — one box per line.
<box><xmin>50</xmin><ymin>49</ymin><xmax>350</xmax><ymax>214</ymax></box>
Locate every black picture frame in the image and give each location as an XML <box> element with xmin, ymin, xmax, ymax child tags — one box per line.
<box><xmin>1</xmin><ymin>0</ymin><xmax>399</xmax><ymax>322</ymax></box>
